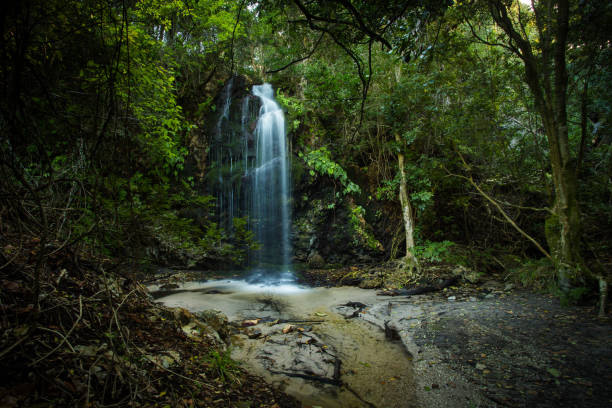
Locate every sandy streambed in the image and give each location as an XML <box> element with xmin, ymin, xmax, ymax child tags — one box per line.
<box><xmin>150</xmin><ymin>279</ymin><xmax>486</xmax><ymax>408</ymax></box>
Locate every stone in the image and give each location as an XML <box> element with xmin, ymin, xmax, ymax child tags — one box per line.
<box><xmin>452</xmin><ymin>266</ymin><xmax>481</xmax><ymax>284</ymax></box>
<box><xmin>307</xmin><ymin>251</ymin><xmax>325</xmax><ymax>269</ymax></box>
<box><xmin>246</xmin><ymin>328</ymin><xmax>262</xmax><ymax>339</ymax></box>
<box><xmin>504</xmin><ymin>283</ymin><xmax>515</xmax><ymax>292</ymax></box>
<box><xmin>196</xmin><ymin>309</ymin><xmax>231</xmax><ymax>342</ymax></box>
<box><xmin>447</xmin><ymin>296</ymin><xmax>456</xmax><ymax>301</ymax></box>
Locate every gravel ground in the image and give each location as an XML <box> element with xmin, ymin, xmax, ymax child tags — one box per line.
<box><xmin>339</xmin><ymin>282</ymin><xmax>612</xmax><ymax>408</ymax></box>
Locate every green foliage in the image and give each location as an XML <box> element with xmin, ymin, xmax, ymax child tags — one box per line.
<box><xmin>206</xmin><ymin>349</ymin><xmax>240</xmax><ymax>383</ymax></box>
<box><xmin>349</xmin><ymin>205</ymin><xmax>383</xmax><ymax>251</ymax></box>
<box><xmin>229</xmin><ymin>217</ymin><xmax>261</xmax><ymax>266</ymax></box>
<box><xmin>559</xmin><ymin>287</ymin><xmax>589</xmax><ymax>307</ymax></box>
<box><xmin>509</xmin><ymin>258</ymin><xmax>556</xmax><ymax>292</ymax></box>
<box><xmin>375</xmin><ymin>159</ymin><xmax>433</xmax><ymax>215</ymax></box>
<box><xmin>276</xmin><ymin>90</ymin><xmax>304</xmax><ymax>133</ymax></box>
<box><xmin>299</xmin><ymin>147</ymin><xmax>361</xmax><ymax>196</ymax></box>
<box><xmin>414</xmin><ymin>240</ymin><xmax>454</xmax><ymax>263</ymax></box>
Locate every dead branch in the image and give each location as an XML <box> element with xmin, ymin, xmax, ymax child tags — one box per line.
<box><xmin>29</xmin><ymin>295</ymin><xmax>82</xmax><ymax>366</ymax></box>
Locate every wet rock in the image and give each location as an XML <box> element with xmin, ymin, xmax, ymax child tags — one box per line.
<box><xmin>307</xmin><ymin>251</ymin><xmax>325</xmax><ymax>269</ymax></box>
<box><xmin>246</xmin><ymin>328</ymin><xmax>262</xmax><ymax>339</ymax></box>
<box><xmin>196</xmin><ymin>310</ymin><xmax>231</xmax><ymax>342</ymax></box>
<box><xmin>236</xmin><ymin>323</ymin><xmax>339</xmax><ymax>383</ymax></box>
<box><xmin>359</xmin><ymin>276</ymin><xmax>382</xmax><ymax>289</ymax></box>
<box><xmin>169</xmin><ymin>307</ymin><xmax>195</xmax><ymax>325</ymax></box>
<box><xmin>146</xmin><ymin>351</ymin><xmax>181</xmax><ymax>369</ymax></box>
<box><xmin>452</xmin><ymin>266</ymin><xmax>480</xmax><ymax>284</ymax></box>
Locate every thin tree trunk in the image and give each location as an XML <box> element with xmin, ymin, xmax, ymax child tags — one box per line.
<box><xmin>395</xmin><ymin>133</ymin><xmax>419</xmax><ymax>275</ymax></box>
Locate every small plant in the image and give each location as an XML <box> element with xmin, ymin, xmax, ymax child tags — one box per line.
<box><xmin>559</xmin><ymin>286</ymin><xmax>588</xmax><ymax>307</ymax></box>
<box><xmin>206</xmin><ymin>349</ymin><xmax>240</xmax><ymax>383</ymax></box>
<box><xmin>414</xmin><ymin>240</ymin><xmax>454</xmax><ymax>263</ymax></box>
<box><xmin>509</xmin><ymin>258</ymin><xmax>555</xmax><ymax>291</ymax></box>
<box><xmin>349</xmin><ymin>204</ymin><xmax>383</xmax><ymax>250</ymax></box>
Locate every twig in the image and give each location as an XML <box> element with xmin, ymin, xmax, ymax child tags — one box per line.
<box><xmin>29</xmin><ymin>295</ymin><xmax>82</xmax><ymax>366</ymax></box>
<box><xmin>266</xmin><ymin>32</ymin><xmax>324</xmax><ymax>74</ymax></box>
<box><xmin>447</xmin><ymin>151</ymin><xmax>552</xmax><ymax>261</ymax></box>
<box><xmin>0</xmin><ymin>333</ymin><xmax>30</xmax><ymax>361</ymax></box>
<box><xmin>133</xmin><ymin>345</ymin><xmax>214</xmax><ymax>389</ymax></box>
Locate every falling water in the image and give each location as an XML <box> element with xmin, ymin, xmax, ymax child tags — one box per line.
<box><xmin>208</xmin><ymin>81</ymin><xmax>291</xmax><ymax>276</ymax></box>
<box><xmin>213</xmin><ymin>78</ymin><xmax>235</xmax><ymax>232</ymax></box>
<box><xmin>251</xmin><ymin>84</ymin><xmax>291</xmax><ymax>272</ymax></box>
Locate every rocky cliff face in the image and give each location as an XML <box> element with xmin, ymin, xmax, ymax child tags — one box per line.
<box><xmin>185</xmin><ymin>77</ymin><xmax>385</xmax><ymax>269</ymax></box>
<box><xmin>291</xmin><ymin>177</ymin><xmax>385</xmax><ymax>268</ymax></box>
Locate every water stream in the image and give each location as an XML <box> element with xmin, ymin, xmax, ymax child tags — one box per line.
<box><xmin>151</xmin><ymin>280</ymin><xmax>417</xmax><ymax>407</ymax></box>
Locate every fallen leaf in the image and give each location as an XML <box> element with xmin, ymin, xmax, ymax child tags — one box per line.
<box><xmin>547</xmin><ymin>368</ymin><xmax>561</xmax><ymax>378</ymax></box>
<box><xmin>241</xmin><ymin>319</ymin><xmax>261</xmax><ymax>327</ymax></box>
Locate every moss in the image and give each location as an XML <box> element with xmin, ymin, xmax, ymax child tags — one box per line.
<box><xmin>291</xmin><ymin>155</ymin><xmax>305</xmax><ymax>185</ymax></box>
<box><xmin>545</xmin><ymin>214</ymin><xmax>561</xmax><ymax>258</ymax></box>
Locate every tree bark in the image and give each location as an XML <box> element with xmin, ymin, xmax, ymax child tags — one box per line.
<box><xmin>395</xmin><ymin>133</ymin><xmax>419</xmax><ymax>274</ymax></box>
<box><xmin>487</xmin><ymin>0</ymin><xmax>583</xmax><ymax>291</ymax></box>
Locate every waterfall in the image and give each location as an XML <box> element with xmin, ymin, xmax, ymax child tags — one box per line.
<box><xmin>252</xmin><ymin>84</ymin><xmax>291</xmax><ymax>272</ymax></box>
<box><xmin>213</xmin><ymin>78</ymin><xmax>235</xmax><ymax>233</ymax></box>
<box><xmin>208</xmin><ymin>81</ymin><xmax>292</xmax><ymax>275</ymax></box>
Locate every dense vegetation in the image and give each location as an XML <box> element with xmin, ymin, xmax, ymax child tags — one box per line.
<box><xmin>1</xmin><ymin>0</ymin><xmax>611</xmax><ymax>406</ymax></box>
<box><xmin>2</xmin><ymin>0</ymin><xmax>611</xmax><ymax>303</ymax></box>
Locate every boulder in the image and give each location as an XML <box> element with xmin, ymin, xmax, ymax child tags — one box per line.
<box><xmin>307</xmin><ymin>251</ymin><xmax>325</xmax><ymax>269</ymax></box>
<box><xmin>196</xmin><ymin>310</ymin><xmax>231</xmax><ymax>342</ymax></box>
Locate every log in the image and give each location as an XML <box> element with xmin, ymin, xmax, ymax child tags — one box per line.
<box><xmin>377</xmin><ymin>276</ymin><xmax>459</xmax><ymax>297</ymax></box>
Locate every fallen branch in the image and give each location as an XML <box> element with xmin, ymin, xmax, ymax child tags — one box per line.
<box><xmin>29</xmin><ymin>295</ymin><xmax>82</xmax><ymax>366</ymax></box>
<box><xmin>378</xmin><ymin>276</ymin><xmax>459</xmax><ymax>297</ymax></box>
<box><xmin>0</xmin><ymin>332</ymin><xmax>31</xmax><ymax>361</ymax></box>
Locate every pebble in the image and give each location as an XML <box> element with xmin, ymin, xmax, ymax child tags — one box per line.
<box><xmin>447</xmin><ymin>296</ymin><xmax>456</xmax><ymax>301</ymax></box>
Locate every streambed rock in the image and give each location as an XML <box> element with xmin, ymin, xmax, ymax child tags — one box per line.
<box><xmin>235</xmin><ymin>321</ymin><xmax>340</xmax><ymax>384</ymax></box>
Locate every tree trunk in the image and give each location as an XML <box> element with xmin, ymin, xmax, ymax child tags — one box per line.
<box><xmin>395</xmin><ymin>133</ymin><xmax>419</xmax><ymax>275</ymax></box>
<box><xmin>488</xmin><ymin>0</ymin><xmax>584</xmax><ymax>292</ymax></box>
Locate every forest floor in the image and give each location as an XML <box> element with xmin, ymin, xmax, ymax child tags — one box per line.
<box><xmin>301</xmin><ymin>265</ymin><xmax>612</xmax><ymax>408</ymax></box>
<box><xmin>5</xmin><ymin>252</ymin><xmax>609</xmax><ymax>408</ymax></box>
<box><xmin>0</xmin><ymin>253</ymin><xmax>299</xmax><ymax>408</ymax></box>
